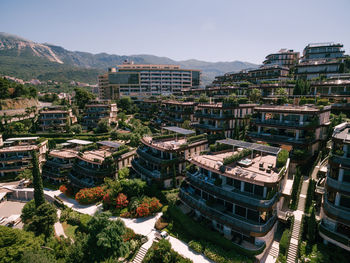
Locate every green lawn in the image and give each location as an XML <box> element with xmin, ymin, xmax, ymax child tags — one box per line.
<box><xmin>62</xmin><ymin>222</ymin><xmax>78</xmax><ymax>239</ymax></box>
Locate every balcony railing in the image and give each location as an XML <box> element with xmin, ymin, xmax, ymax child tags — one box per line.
<box><xmin>248</xmin><ymin>132</ymin><xmax>311</xmax><ymax>144</ymax></box>
<box><xmin>326</xmin><ymin>176</ymin><xmax>350</xmax><ymax>193</ymax></box>
<box><xmin>323</xmin><ymin>194</ymin><xmax>350</xmax><ymax>222</ymax></box>
<box><xmin>192</xmin><ymin>123</ymin><xmax>224</xmax><ymax>131</ymax></box>
<box><xmin>330</xmin><ymin>155</ymin><xmax>350</xmax><ymax>167</ymax></box>
<box><xmin>131</xmin><ymin>159</ymin><xmax>161</xmax><ymax>179</ymax></box>
<box><xmin>0</xmin><ymin>155</ymin><xmax>31</xmax><ymax>162</ymax></box>
<box><xmin>186</xmin><ymin>172</ymin><xmax>279</xmax><ymax>209</ymax></box>
<box><xmin>68</xmin><ymin>173</ymin><xmax>95</xmax><ymax>188</ymax></box>
<box><xmin>136</xmin><ymin>148</ymin><xmax>178</xmax><ymax>165</ymax></box>
<box><xmin>43</xmin><ymin>169</ymin><xmax>68</xmax><ymax>179</ymax></box>
<box><xmin>45</xmin><ymin>160</ymin><xmax>72</xmax><ymax>169</ymax></box>
<box><xmin>252</xmin><ymin>119</ymin><xmax>314</xmax><ymax>127</ymax></box>
<box><xmin>319</xmin><ymin>223</ymin><xmax>350</xmax><ymax>247</ymax></box>
<box><xmin>74</xmin><ymin>163</ymin><xmax>112</xmax><ymax>177</ymax></box>
<box><xmin>194</xmin><ymin>112</ymin><xmax>235</xmax><ymax>119</ymax></box>
<box><xmin>179</xmin><ymin>188</ymin><xmax>276</xmax><ymax>234</ymax></box>
<box><xmin>0</xmin><ymin>165</ymin><xmax>28</xmax><ymax>171</ymax></box>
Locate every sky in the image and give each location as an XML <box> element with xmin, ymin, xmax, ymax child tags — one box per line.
<box><xmin>0</xmin><ymin>0</ymin><xmax>349</xmax><ymax>64</ymax></box>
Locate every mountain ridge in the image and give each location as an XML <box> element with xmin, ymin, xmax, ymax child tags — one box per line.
<box><xmin>0</xmin><ymin>32</ymin><xmax>259</xmax><ymax>85</ymax></box>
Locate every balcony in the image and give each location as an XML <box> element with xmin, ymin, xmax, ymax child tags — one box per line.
<box><xmin>192</xmin><ymin>123</ymin><xmax>223</xmax><ymax>131</ymax></box>
<box><xmin>326</xmin><ymin>176</ymin><xmax>350</xmax><ymax>193</ymax></box>
<box><xmin>131</xmin><ymin>159</ymin><xmax>161</xmax><ymax>179</ymax></box>
<box><xmin>329</xmin><ymin>155</ymin><xmax>350</xmax><ymax>167</ymax></box>
<box><xmin>179</xmin><ymin>188</ymin><xmax>276</xmax><ymax>234</ymax></box>
<box><xmin>323</xmin><ymin>194</ymin><xmax>350</xmax><ymax>222</ymax></box>
<box><xmin>43</xmin><ymin>169</ymin><xmax>68</xmax><ymax>179</ymax></box>
<box><xmin>45</xmin><ymin>160</ymin><xmax>72</xmax><ymax>169</ymax></box>
<box><xmin>68</xmin><ymin>173</ymin><xmax>95</xmax><ymax>188</ymax></box>
<box><xmin>248</xmin><ymin>132</ymin><xmax>311</xmax><ymax>144</ymax></box>
<box><xmin>194</xmin><ymin>112</ymin><xmax>235</xmax><ymax>119</ymax></box>
<box><xmin>0</xmin><ymin>155</ymin><xmax>31</xmax><ymax>162</ymax></box>
<box><xmin>319</xmin><ymin>223</ymin><xmax>350</xmax><ymax>248</ymax></box>
<box><xmin>136</xmin><ymin>148</ymin><xmax>178</xmax><ymax>165</ymax></box>
<box><xmin>252</xmin><ymin>119</ymin><xmax>314</xmax><ymax>128</ymax></box>
<box><xmin>0</xmin><ymin>165</ymin><xmax>28</xmax><ymax>171</ymax></box>
<box><xmin>74</xmin><ymin>163</ymin><xmax>112</xmax><ymax>177</ymax></box>
<box><xmin>186</xmin><ymin>171</ymin><xmax>279</xmax><ymax>209</ymax></box>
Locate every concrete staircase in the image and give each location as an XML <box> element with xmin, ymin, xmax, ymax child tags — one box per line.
<box><xmin>268</xmin><ymin>240</ymin><xmax>280</xmax><ymax>259</ymax></box>
<box><xmin>132</xmin><ymin>247</ymin><xmax>148</xmax><ymax>263</ymax></box>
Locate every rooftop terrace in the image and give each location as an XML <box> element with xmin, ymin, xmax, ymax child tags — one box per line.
<box><xmin>49</xmin><ymin>149</ymin><xmax>78</xmax><ymax>159</ymax></box>
<box><xmin>255</xmin><ymin>104</ymin><xmax>331</xmax><ymax>113</ymax></box>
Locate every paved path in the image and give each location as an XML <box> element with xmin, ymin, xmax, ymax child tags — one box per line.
<box><xmin>54</xmin><ymin>210</ymin><xmax>67</xmax><ymax>238</ymax></box>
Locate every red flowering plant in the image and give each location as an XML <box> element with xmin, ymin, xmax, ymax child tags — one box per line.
<box><xmin>75</xmin><ymin>186</ymin><xmax>105</xmax><ymax>205</ymax></box>
<box><xmin>136</xmin><ymin>203</ymin><xmax>150</xmax><ymax>217</ymax></box>
<box><xmin>122</xmin><ymin>228</ymin><xmax>136</xmax><ymax>242</ymax></box>
<box><xmin>59</xmin><ymin>184</ymin><xmax>73</xmax><ymax>197</ymax></box>
<box><xmin>115</xmin><ymin>193</ymin><xmax>129</xmax><ymax>209</ymax></box>
<box><xmin>134</xmin><ymin>197</ymin><xmax>162</xmax><ymax>218</ymax></box>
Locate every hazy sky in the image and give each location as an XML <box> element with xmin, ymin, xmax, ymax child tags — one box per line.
<box><xmin>1</xmin><ymin>0</ymin><xmax>349</xmax><ymax>64</ymax></box>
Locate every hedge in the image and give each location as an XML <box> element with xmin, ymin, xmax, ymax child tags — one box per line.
<box><xmin>223</xmin><ymin>149</ymin><xmax>251</xmax><ymax>165</ymax></box>
<box><xmin>188</xmin><ymin>240</ymin><xmax>203</xmax><ymax>253</ymax></box>
<box><xmin>209</xmin><ymin>143</ymin><xmax>232</xmax><ymax>152</ymax></box>
<box><xmin>277</xmin><ymin>149</ymin><xmax>289</xmax><ymax>168</ymax></box>
<box><xmin>279</xmin><ymin>229</ymin><xmax>290</xmax><ymax>256</ymax></box>
<box><xmin>187</xmin><ymin>134</ymin><xmax>207</xmax><ymax>144</ymax></box>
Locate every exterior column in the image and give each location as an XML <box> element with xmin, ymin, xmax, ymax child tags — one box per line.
<box><xmin>339</xmin><ymin>169</ymin><xmax>344</xmax><ymax>182</ymax></box>
<box><xmin>258</xmin><ymin>126</ymin><xmax>261</xmax><ymax>134</ymax></box>
<box><xmin>328</xmin><ymin>87</ymin><xmax>331</xmax><ymax>95</ymax></box>
<box><xmin>220</xmin><ymin>110</ymin><xmax>223</xmax><ymax>117</ymax></box>
<box><xmin>208</xmin><ymin>170</ymin><xmax>212</xmax><ymax>178</ymax></box>
<box><xmin>280</xmin><ymin>114</ymin><xmax>283</xmax><ymax>123</ymax></box>
<box><xmin>161</xmin><ymin>151</ymin><xmax>164</xmax><ymax>158</ymax></box>
<box><xmin>343</xmin><ymin>144</ymin><xmax>348</xmax><ymax>157</ymax></box>
<box><xmin>296</xmin><ymin>130</ymin><xmax>300</xmax><ymax>140</ymax></box>
<box><xmin>263</xmin><ymin>187</ymin><xmax>267</xmax><ymax>198</ymax></box>
<box><xmin>314</xmin><ymin>88</ymin><xmax>317</xmax><ymax>95</ymax></box>
<box><xmin>335</xmin><ymin>192</ymin><xmax>341</xmax><ymax>206</ymax></box>
<box><xmin>215</xmin><ymin>120</ymin><xmax>218</xmax><ymax>128</ymax></box>
<box><xmin>240</xmin><ymin>181</ymin><xmax>245</xmax><ymax>192</ymax></box>
<box><xmin>299</xmin><ymin>115</ymin><xmax>304</xmax><ymax>125</ymax></box>
<box><xmin>170</xmin><ymin>153</ymin><xmax>173</xmax><ymax>160</ymax></box>
<box><xmin>221</xmin><ymin>175</ymin><xmax>227</xmax><ymax>185</ymax></box>
<box><xmin>232</xmin><ymin>204</ymin><xmax>235</xmax><ymax>214</ymax></box>
<box><xmin>261</xmin><ymin>113</ymin><xmax>265</xmax><ymax>122</ymax></box>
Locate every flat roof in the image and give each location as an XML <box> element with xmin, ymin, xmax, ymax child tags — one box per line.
<box><xmin>163</xmin><ymin>126</ymin><xmax>195</xmax><ymax>135</ymax></box>
<box><xmin>6</xmin><ymin>137</ymin><xmax>39</xmax><ymax>141</ymax></box>
<box><xmin>67</xmin><ymin>139</ymin><xmax>93</xmax><ymax>145</ymax></box>
<box><xmin>97</xmin><ymin>141</ymin><xmax>122</xmax><ymax>149</ymax></box>
<box><xmin>216</xmin><ymin>139</ymin><xmax>281</xmax><ymax>155</ymax></box>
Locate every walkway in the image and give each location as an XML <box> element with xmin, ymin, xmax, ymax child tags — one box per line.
<box><xmin>265</xmin><ymin>240</ymin><xmax>280</xmax><ymax>263</ymax></box>
<box><xmin>286</xmin><ymin>174</ymin><xmax>309</xmax><ymax>263</ymax></box>
<box><xmin>54</xmin><ymin>210</ymin><xmax>67</xmax><ymax>238</ymax></box>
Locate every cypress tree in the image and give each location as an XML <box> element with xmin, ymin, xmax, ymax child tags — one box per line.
<box><xmin>31</xmin><ymin>150</ymin><xmax>45</xmax><ymax>208</ymax></box>
<box><xmin>308</xmin><ymin>206</ymin><xmax>316</xmax><ymax>244</ymax></box>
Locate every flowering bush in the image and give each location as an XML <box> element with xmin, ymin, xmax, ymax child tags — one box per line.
<box><xmin>116</xmin><ymin>193</ymin><xmax>129</xmax><ymax>209</ymax></box>
<box><xmin>135</xmin><ymin>197</ymin><xmax>162</xmax><ymax>217</ymax></box>
<box><xmin>75</xmin><ymin>186</ymin><xmax>105</xmax><ymax>204</ymax></box>
<box><xmin>123</xmin><ymin>228</ymin><xmax>136</xmax><ymax>242</ymax></box>
<box><xmin>59</xmin><ymin>184</ymin><xmax>73</xmax><ymax>197</ymax></box>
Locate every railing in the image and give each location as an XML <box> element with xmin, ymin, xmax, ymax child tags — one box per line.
<box><xmin>45</xmin><ymin>160</ymin><xmax>72</xmax><ymax>169</ymax></box>
<box><xmin>42</xmin><ymin>169</ymin><xmax>68</xmax><ymax>179</ymax></box>
<box><xmin>136</xmin><ymin>148</ymin><xmax>178</xmax><ymax>165</ymax></box>
<box><xmin>252</xmin><ymin>119</ymin><xmax>315</xmax><ymax>127</ymax></box>
<box><xmin>319</xmin><ymin>223</ymin><xmax>350</xmax><ymax>247</ymax></box>
<box><xmin>186</xmin><ymin>172</ymin><xmax>279</xmax><ymax>209</ymax></box>
<box><xmin>131</xmin><ymin>159</ymin><xmax>161</xmax><ymax>179</ymax></box>
<box><xmin>68</xmin><ymin>173</ymin><xmax>95</xmax><ymax>188</ymax></box>
<box><xmin>329</xmin><ymin>155</ymin><xmax>350</xmax><ymax>167</ymax></box>
<box><xmin>326</xmin><ymin>176</ymin><xmax>350</xmax><ymax>193</ymax></box>
<box><xmin>323</xmin><ymin>194</ymin><xmax>350</xmax><ymax>222</ymax></box>
<box><xmin>0</xmin><ymin>165</ymin><xmax>28</xmax><ymax>171</ymax></box>
<box><xmin>192</xmin><ymin>123</ymin><xmax>223</xmax><ymax>131</ymax></box>
<box><xmin>74</xmin><ymin>163</ymin><xmax>111</xmax><ymax>177</ymax></box>
<box><xmin>0</xmin><ymin>155</ymin><xmax>31</xmax><ymax>162</ymax></box>
<box><xmin>248</xmin><ymin>132</ymin><xmax>311</xmax><ymax>144</ymax></box>
<box><xmin>179</xmin><ymin>189</ymin><xmax>276</xmax><ymax>234</ymax></box>
<box><xmin>194</xmin><ymin>112</ymin><xmax>235</xmax><ymax>119</ymax></box>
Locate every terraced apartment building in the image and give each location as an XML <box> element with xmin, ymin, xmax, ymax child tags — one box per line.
<box><xmin>159</xmin><ymin>100</ymin><xmax>197</xmax><ymax>127</ymax></box>
<box><xmin>82</xmin><ymin>101</ymin><xmax>118</xmax><ymax>129</ymax></box>
<box><xmin>69</xmin><ymin>141</ymin><xmax>135</xmax><ymax>189</ymax></box>
<box><xmin>193</xmin><ymin>102</ymin><xmax>255</xmax><ymax>138</ymax></box>
<box><xmin>38</xmin><ymin>107</ymin><xmax>77</xmax><ymax>132</ymax></box>
<box><xmin>0</xmin><ymin>137</ymin><xmax>48</xmax><ymax>177</ymax></box>
<box><xmin>98</xmin><ymin>60</ymin><xmax>201</xmax><ymax>99</ymax></box>
<box><xmin>320</xmin><ymin>122</ymin><xmax>350</xmax><ymax>252</ymax></box>
<box><xmin>248</xmin><ymin>105</ymin><xmax>331</xmax><ymax>160</ymax></box>
<box><xmin>263</xmin><ymin>49</ymin><xmax>300</xmax><ymax>69</ymax></box>
<box><xmin>180</xmin><ymin>139</ymin><xmax>290</xmax><ymax>257</ymax></box>
<box><xmin>131</xmin><ymin>127</ymin><xmax>208</xmax><ymax>188</ymax></box>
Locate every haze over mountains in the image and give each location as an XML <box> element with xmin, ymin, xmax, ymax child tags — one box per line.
<box><xmin>0</xmin><ymin>32</ymin><xmax>259</xmax><ymax>85</ymax></box>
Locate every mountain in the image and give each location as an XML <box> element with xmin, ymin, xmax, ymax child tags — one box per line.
<box><xmin>0</xmin><ymin>32</ymin><xmax>259</xmax><ymax>85</ymax></box>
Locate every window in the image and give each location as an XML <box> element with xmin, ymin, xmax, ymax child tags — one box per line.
<box><xmin>254</xmin><ymin>185</ymin><xmax>264</xmax><ymax>197</ymax></box>
<box><xmin>244</xmin><ymin>182</ymin><xmax>254</xmax><ymax>193</ymax></box>
<box><xmin>247</xmin><ymin>209</ymin><xmax>260</xmax><ymax>222</ymax></box>
<box><xmin>235</xmin><ymin>205</ymin><xmax>246</xmax><ymax>218</ymax></box>
<box><xmin>234</xmin><ymin>179</ymin><xmax>241</xmax><ymax>190</ymax></box>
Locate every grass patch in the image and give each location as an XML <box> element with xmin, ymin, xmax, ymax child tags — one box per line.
<box><xmin>62</xmin><ymin>221</ymin><xmax>78</xmax><ymax>239</ymax></box>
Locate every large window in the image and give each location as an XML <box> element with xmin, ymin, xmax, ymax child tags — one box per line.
<box><xmin>109</xmin><ymin>73</ymin><xmax>139</xmax><ymax>85</ymax></box>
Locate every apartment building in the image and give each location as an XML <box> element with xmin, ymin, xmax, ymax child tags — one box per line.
<box><xmin>193</xmin><ymin>102</ymin><xmax>255</xmax><ymax>137</ymax></box>
<box><xmin>131</xmin><ymin>127</ymin><xmax>208</xmax><ymax>188</ymax></box>
<box><xmin>249</xmin><ymin>82</ymin><xmax>295</xmax><ymax>97</ymax></box>
<box><xmin>296</xmin><ymin>43</ymin><xmax>345</xmax><ymax>80</ymax></box>
<box><xmin>248</xmin><ymin>105</ymin><xmax>331</xmax><ymax>159</ymax></box>
<box><xmin>0</xmin><ymin>137</ymin><xmax>48</xmax><ymax>177</ymax></box>
<box><xmin>320</xmin><ymin>122</ymin><xmax>350</xmax><ymax>251</ymax></box>
<box><xmin>38</xmin><ymin>107</ymin><xmax>77</xmax><ymax>132</ymax></box>
<box><xmin>263</xmin><ymin>49</ymin><xmax>300</xmax><ymax>68</ymax></box>
<box><xmin>180</xmin><ymin>139</ymin><xmax>290</xmax><ymax>256</ymax></box>
<box><xmin>82</xmin><ymin>101</ymin><xmax>118</xmax><ymax>129</ymax></box>
<box><xmin>136</xmin><ymin>98</ymin><xmax>160</xmax><ymax>121</ymax></box>
<box><xmin>69</xmin><ymin>141</ymin><xmax>135</xmax><ymax>189</ymax></box>
<box><xmin>98</xmin><ymin>60</ymin><xmax>201</xmax><ymax>99</ymax></box>
<box><xmin>160</xmin><ymin>100</ymin><xmax>197</xmax><ymax>127</ymax></box>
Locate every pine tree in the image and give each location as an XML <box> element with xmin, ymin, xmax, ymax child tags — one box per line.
<box><xmin>31</xmin><ymin>150</ymin><xmax>45</xmax><ymax>208</ymax></box>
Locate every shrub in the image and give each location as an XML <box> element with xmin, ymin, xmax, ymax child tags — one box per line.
<box><xmin>223</xmin><ymin>149</ymin><xmax>251</xmax><ymax>165</ymax></box>
<box><xmin>135</xmin><ymin>197</ymin><xmax>162</xmax><ymax>217</ymax></box>
<box><xmin>279</xmin><ymin>229</ymin><xmax>290</xmax><ymax>256</ymax></box>
<box><xmin>277</xmin><ymin>149</ymin><xmax>289</xmax><ymax>168</ymax></box>
<box><xmin>188</xmin><ymin>240</ymin><xmax>203</xmax><ymax>253</ymax></box>
<box><xmin>75</xmin><ymin>187</ymin><xmax>105</xmax><ymax>204</ymax></box>
<box><xmin>115</xmin><ymin>193</ymin><xmax>129</xmax><ymax>209</ymax></box>
<box><xmin>59</xmin><ymin>184</ymin><xmax>73</xmax><ymax>197</ymax></box>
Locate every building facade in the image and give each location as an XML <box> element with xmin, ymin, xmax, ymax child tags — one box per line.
<box><xmin>82</xmin><ymin>101</ymin><xmax>118</xmax><ymax>129</ymax></box>
<box><xmin>263</xmin><ymin>49</ymin><xmax>300</xmax><ymax>68</ymax></box>
<box><xmin>320</xmin><ymin>122</ymin><xmax>350</xmax><ymax>251</ymax></box>
<box><xmin>160</xmin><ymin>100</ymin><xmax>197</xmax><ymax>127</ymax></box>
<box><xmin>0</xmin><ymin>137</ymin><xmax>48</xmax><ymax>177</ymax></box>
<box><xmin>132</xmin><ymin>128</ymin><xmax>208</xmax><ymax>188</ymax></box>
<box><xmin>98</xmin><ymin>61</ymin><xmax>201</xmax><ymax>99</ymax></box>
<box><xmin>180</xmin><ymin>139</ymin><xmax>290</xmax><ymax>256</ymax></box>
<box><xmin>38</xmin><ymin>107</ymin><xmax>77</xmax><ymax>132</ymax></box>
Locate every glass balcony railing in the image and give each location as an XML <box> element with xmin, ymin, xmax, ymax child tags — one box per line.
<box><xmin>192</xmin><ymin>123</ymin><xmax>224</xmax><ymax>131</ymax></box>
<box><xmin>131</xmin><ymin>159</ymin><xmax>161</xmax><ymax>179</ymax></box>
<box><xmin>73</xmin><ymin>163</ymin><xmax>111</xmax><ymax>177</ymax></box>
<box><xmin>319</xmin><ymin>223</ymin><xmax>350</xmax><ymax>247</ymax></box>
<box><xmin>68</xmin><ymin>173</ymin><xmax>95</xmax><ymax>188</ymax></box>
<box><xmin>326</xmin><ymin>176</ymin><xmax>350</xmax><ymax>193</ymax></box>
<box><xmin>252</xmin><ymin>118</ymin><xmax>314</xmax><ymax>127</ymax></box>
<box><xmin>186</xmin><ymin>172</ymin><xmax>279</xmax><ymax>209</ymax></box>
<box><xmin>179</xmin><ymin>188</ymin><xmax>276</xmax><ymax>234</ymax></box>
<box><xmin>248</xmin><ymin>132</ymin><xmax>311</xmax><ymax>144</ymax></box>
<box><xmin>136</xmin><ymin>148</ymin><xmax>178</xmax><ymax>165</ymax></box>
<box><xmin>323</xmin><ymin>194</ymin><xmax>350</xmax><ymax>222</ymax></box>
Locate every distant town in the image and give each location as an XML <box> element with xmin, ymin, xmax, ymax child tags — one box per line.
<box><xmin>1</xmin><ymin>41</ymin><xmax>350</xmax><ymax>263</ymax></box>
